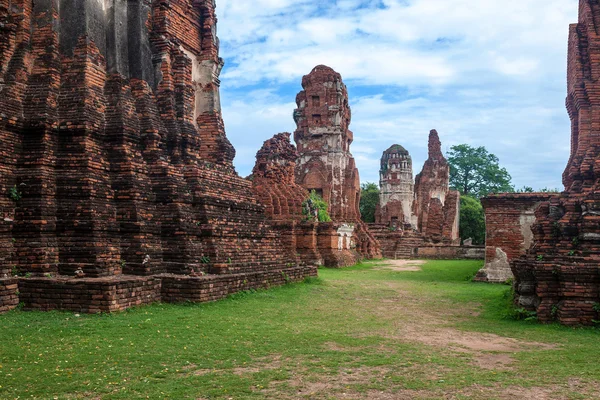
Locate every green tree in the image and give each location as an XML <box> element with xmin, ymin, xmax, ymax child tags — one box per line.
<box><xmin>447</xmin><ymin>144</ymin><xmax>513</xmax><ymax>198</ymax></box>
<box><xmin>359</xmin><ymin>182</ymin><xmax>379</xmax><ymax>223</ymax></box>
<box><xmin>515</xmin><ymin>186</ymin><xmax>560</xmax><ymax>193</ymax></box>
<box><xmin>459</xmin><ymin>195</ymin><xmax>485</xmax><ymax>245</ymax></box>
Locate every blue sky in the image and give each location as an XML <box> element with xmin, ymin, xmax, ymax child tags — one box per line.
<box><xmin>215</xmin><ymin>0</ymin><xmax>579</xmax><ymax>190</ymax></box>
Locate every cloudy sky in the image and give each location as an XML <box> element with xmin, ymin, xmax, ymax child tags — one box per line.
<box><xmin>215</xmin><ymin>0</ymin><xmax>579</xmax><ymax>191</ymax></box>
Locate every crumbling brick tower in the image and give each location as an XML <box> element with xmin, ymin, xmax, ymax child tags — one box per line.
<box><xmin>294</xmin><ymin>65</ymin><xmax>380</xmax><ymax>260</ymax></box>
<box><xmin>513</xmin><ymin>0</ymin><xmax>600</xmax><ymax>325</ymax></box>
<box><xmin>413</xmin><ymin>130</ymin><xmax>460</xmax><ymax>244</ymax></box>
<box><xmin>250</xmin><ymin>132</ymin><xmax>361</xmax><ymax>267</ymax></box>
<box><xmin>375</xmin><ymin>144</ymin><xmax>417</xmax><ymax>228</ymax></box>
<box><xmin>0</xmin><ymin>0</ymin><xmax>315</xmax><ymax>313</ymax></box>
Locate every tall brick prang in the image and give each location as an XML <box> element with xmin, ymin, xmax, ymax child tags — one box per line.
<box><xmin>293</xmin><ymin>65</ymin><xmax>381</xmax><ymax>260</ymax></box>
<box><xmin>413</xmin><ymin>130</ymin><xmax>460</xmax><ymax>244</ymax></box>
<box><xmin>512</xmin><ymin>0</ymin><xmax>600</xmax><ymax>325</ymax></box>
<box><xmin>375</xmin><ymin>145</ymin><xmax>417</xmax><ymax>227</ymax></box>
<box><xmin>0</xmin><ymin>0</ymin><xmax>316</xmax><ymax>313</ymax></box>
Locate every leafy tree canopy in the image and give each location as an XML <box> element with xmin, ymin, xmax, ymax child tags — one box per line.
<box><xmin>459</xmin><ymin>195</ymin><xmax>485</xmax><ymax>245</ymax></box>
<box><xmin>447</xmin><ymin>144</ymin><xmax>513</xmax><ymax>198</ymax></box>
<box><xmin>359</xmin><ymin>182</ymin><xmax>379</xmax><ymax>223</ymax></box>
<box><xmin>514</xmin><ymin>186</ymin><xmax>560</xmax><ymax>193</ymax></box>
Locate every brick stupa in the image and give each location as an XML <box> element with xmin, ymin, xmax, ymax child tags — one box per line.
<box><xmin>512</xmin><ymin>0</ymin><xmax>600</xmax><ymax>325</ymax></box>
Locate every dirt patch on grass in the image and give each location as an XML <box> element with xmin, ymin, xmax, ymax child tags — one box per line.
<box><xmin>232</xmin><ymin>355</ymin><xmax>283</xmax><ymax>375</ymax></box>
<box><xmin>357</xmin><ymin>277</ymin><xmax>557</xmax><ymax>372</ymax></box>
<box><xmin>263</xmin><ymin>365</ymin><xmax>390</xmax><ymax>399</ymax></box>
<box><xmin>375</xmin><ymin>260</ymin><xmax>427</xmax><ymax>272</ymax></box>
<box><xmin>181</xmin><ymin>354</ymin><xmax>285</xmax><ymax>377</ymax></box>
<box><xmin>299</xmin><ymin>379</ymin><xmax>600</xmax><ymax>400</ymax></box>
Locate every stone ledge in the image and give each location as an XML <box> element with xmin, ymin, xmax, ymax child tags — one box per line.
<box><xmin>9</xmin><ymin>266</ymin><xmax>318</xmax><ymax>314</ymax></box>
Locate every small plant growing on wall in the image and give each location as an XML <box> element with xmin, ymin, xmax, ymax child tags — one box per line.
<box><xmin>8</xmin><ymin>185</ymin><xmax>22</xmax><ymax>202</ymax></box>
<box><xmin>302</xmin><ymin>190</ymin><xmax>332</xmax><ymax>223</ymax></box>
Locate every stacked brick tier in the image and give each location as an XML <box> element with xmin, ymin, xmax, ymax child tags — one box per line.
<box><xmin>0</xmin><ymin>0</ymin><xmax>313</xmax><ymax>313</ymax></box>
<box><xmin>413</xmin><ymin>130</ymin><xmax>460</xmax><ymax>244</ymax></box>
<box><xmin>161</xmin><ymin>266</ymin><xmax>317</xmax><ymax>303</ymax></box>
<box><xmin>293</xmin><ymin>65</ymin><xmax>381</xmax><ymax>261</ymax></box>
<box><xmin>16</xmin><ymin>266</ymin><xmax>317</xmax><ymax>313</ymax></box>
<box><xmin>476</xmin><ymin>193</ymin><xmax>557</xmax><ymax>283</ymax></box>
<box><xmin>512</xmin><ymin>0</ymin><xmax>600</xmax><ymax>325</ymax></box>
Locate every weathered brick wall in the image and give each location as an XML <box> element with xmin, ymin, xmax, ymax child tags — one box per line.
<box><xmin>0</xmin><ymin>278</ymin><xmax>19</xmax><ymax>313</ymax></box>
<box><xmin>0</xmin><ymin>0</ymin><xmax>315</xmax><ymax>313</ymax></box>
<box><xmin>161</xmin><ymin>266</ymin><xmax>318</xmax><ymax>304</ymax></box>
<box><xmin>476</xmin><ymin>194</ymin><xmax>556</xmax><ymax>283</ymax></box>
<box><xmin>18</xmin><ymin>276</ymin><xmax>161</xmax><ymax>313</ymax></box>
<box><xmin>512</xmin><ymin>0</ymin><xmax>600</xmax><ymax>325</ymax></box>
<box><xmin>250</xmin><ymin>133</ymin><xmax>363</xmax><ymax>267</ymax></box>
<box><xmin>414</xmin><ymin>246</ymin><xmax>484</xmax><ymax>260</ymax></box>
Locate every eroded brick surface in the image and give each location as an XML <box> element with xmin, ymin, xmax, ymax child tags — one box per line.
<box><xmin>512</xmin><ymin>0</ymin><xmax>600</xmax><ymax>325</ymax></box>
<box><xmin>0</xmin><ymin>0</ymin><xmax>314</xmax><ymax>313</ymax></box>
<box><xmin>476</xmin><ymin>194</ymin><xmax>557</xmax><ymax>283</ymax></box>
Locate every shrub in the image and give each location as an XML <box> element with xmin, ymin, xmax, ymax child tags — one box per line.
<box><xmin>302</xmin><ymin>191</ymin><xmax>332</xmax><ymax>223</ymax></box>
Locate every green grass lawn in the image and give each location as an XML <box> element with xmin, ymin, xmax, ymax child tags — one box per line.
<box><xmin>1</xmin><ymin>259</ymin><xmax>599</xmax><ymax>399</ymax></box>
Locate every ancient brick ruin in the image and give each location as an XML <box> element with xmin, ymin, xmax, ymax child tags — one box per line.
<box><xmin>0</xmin><ymin>0</ymin><xmax>316</xmax><ymax>313</ymax></box>
<box><xmin>413</xmin><ymin>130</ymin><xmax>460</xmax><ymax>244</ymax></box>
<box><xmin>476</xmin><ymin>193</ymin><xmax>557</xmax><ymax>283</ymax></box>
<box><xmin>512</xmin><ymin>0</ymin><xmax>600</xmax><ymax>325</ymax></box>
<box><xmin>369</xmin><ymin>130</ymin><xmax>462</xmax><ymax>259</ymax></box>
<box><xmin>250</xmin><ymin>132</ymin><xmax>361</xmax><ymax>267</ymax></box>
<box><xmin>293</xmin><ymin>65</ymin><xmax>381</xmax><ymax>263</ymax></box>
<box><xmin>375</xmin><ymin>145</ymin><xmax>416</xmax><ymax>227</ymax></box>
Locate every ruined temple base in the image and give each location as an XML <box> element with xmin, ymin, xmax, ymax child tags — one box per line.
<box><xmin>513</xmin><ymin>259</ymin><xmax>600</xmax><ymax>326</ymax></box>
<box><xmin>368</xmin><ymin>224</ymin><xmax>480</xmax><ymax>260</ymax></box>
<box><xmin>414</xmin><ymin>246</ymin><xmax>484</xmax><ymax>260</ymax></box>
<box><xmin>5</xmin><ymin>266</ymin><xmax>317</xmax><ymax>314</ymax></box>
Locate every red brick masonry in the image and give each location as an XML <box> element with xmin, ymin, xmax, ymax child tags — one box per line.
<box><xmin>0</xmin><ymin>0</ymin><xmax>316</xmax><ymax>313</ymax></box>
<box><xmin>476</xmin><ymin>193</ymin><xmax>557</xmax><ymax>283</ymax></box>
<box><xmin>511</xmin><ymin>0</ymin><xmax>600</xmax><ymax>325</ymax></box>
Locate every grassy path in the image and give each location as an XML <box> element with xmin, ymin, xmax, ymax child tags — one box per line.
<box><xmin>1</xmin><ymin>260</ymin><xmax>599</xmax><ymax>399</ymax></box>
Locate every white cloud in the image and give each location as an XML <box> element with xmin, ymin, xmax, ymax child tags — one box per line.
<box><xmin>216</xmin><ymin>0</ymin><xmax>579</xmax><ymax>190</ymax></box>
